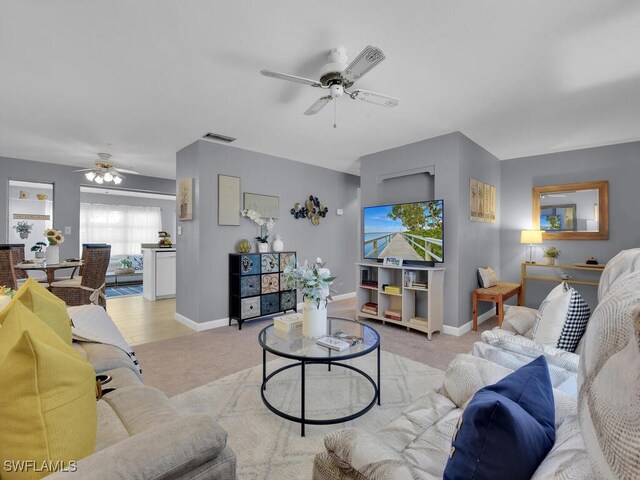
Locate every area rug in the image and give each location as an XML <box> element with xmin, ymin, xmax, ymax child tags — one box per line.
<box><xmin>170</xmin><ymin>350</ymin><xmax>444</xmax><ymax>479</ymax></box>
<box><xmin>105</xmin><ymin>284</ymin><xmax>143</xmax><ymax>297</ymax></box>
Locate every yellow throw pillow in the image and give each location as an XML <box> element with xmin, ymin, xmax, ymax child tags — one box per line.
<box><xmin>0</xmin><ymin>278</ymin><xmax>72</xmax><ymax>344</ymax></box>
<box><xmin>0</xmin><ymin>303</ymin><xmax>97</xmax><ymax>479</ymax></box>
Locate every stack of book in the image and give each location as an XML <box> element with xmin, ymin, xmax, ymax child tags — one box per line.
<box><xmin>361</xmin><ymin>280</ymin><xmax>378</xmax><ymax>288</ymax></box>
<box><xmin>384</xmin><ymin>285</ymin><xmax>401</xmax><ymax>294</ymax></box>
<box><xmin>384</xmin><ymin>309</ymin><xmax>402</xmax><ymax>321</ymax></box>
<box><xmin>410</xmin><ymin>316</ymin><xmax>428</xmax><ymax>327</ymax></box>
<box><xmin>274</xmin><ymin>313</ymin><xmax>302</xmax><ymax>332</ymax></box>
<box><xmin>316</xmin><ymin>331</ymin><xmax>365</xmax><ymax>351</ymax></box>
<box><xmin>411</xmin><ymin>282</ymin><xmax>427</xmax><ymax>290</ymax></box>
<box><xmin>361</xmin><ymin>302</ymin><xmax>378</xmax><ymax>316</ymax></box>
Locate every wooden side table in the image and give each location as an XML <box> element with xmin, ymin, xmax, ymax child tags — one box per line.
<box><xmin>472</xmin><ymin>282</ymin><xmax>523</xmax><ymax>331</ymax></box>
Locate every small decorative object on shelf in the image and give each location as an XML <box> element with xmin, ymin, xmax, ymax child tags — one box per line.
<box><xmin>158</xmin><ymin>231</ymin><xmax>173</xmax><ymax>247</ymax></box>
<box><xmin>585</xmin><ymin>256</ymin><xmax>599</xmax><ymax>265</ymax></box>
<box><xmin>290</xmin><ymin>195</ymin><xmax>329</xmax><ymax>225</ymax></box>
<box><xmin>36</xmin><ymin>193</ymin><xmax>48</xmax><ymax>200</ymax></box>
<box><xmin>44</xmin><ymin>228</ymin><xmax>65</xmax><ymax>264</ymax></box>
<box><xmin>19</xmin><ymin>190</ymin><xmax>28</xmax><ymax>199</ymax></box>
<box><xmin>272</xmin><ymin>233</ymin><xmax>284</xmax><ymax>252</ymax></box>
<box><xmin>13</xmin><ymin>221</ymin><xmax>34</xmax><ymax>239</ymax></box>
<box><xmin>236</xmin><ymin>239</ymin><xmax>251</xmax><ymax>253</ymax></box>
<box><xmin>283</xmin><ymin>257</ymin><xmax>335</xmax><ymax>338</ymax></box>
<box><xmin>116</xmin><ymin>257</ymin><xmax>135</xmax><ymax>275</ymax></box>
<box><xmin>543</xmin><ymin>246</ymin><xmax>561</xmax><ymax>265</ymax></box>
<box><xmin>242</xmin><ymin>209</ymin><xmax>275</xmax><ymax>253</ymax></box>
<box><xmin>31</xmin><ymin>242</ymin><xmax>47</xmax><ymax>259</ymax></box>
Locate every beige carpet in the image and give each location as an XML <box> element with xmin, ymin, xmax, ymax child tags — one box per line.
<box><xmin>135</xmin><ymin>297</ymin><xmax>498</xmax><ymax>396</ymax></box>
<box><xmin>170</xmin><ymin>350</ymin><xmax>444</xmax><ymax>480</ymax></box>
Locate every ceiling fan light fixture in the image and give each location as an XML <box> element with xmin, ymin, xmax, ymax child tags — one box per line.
<box><xmin>94</xmin><ymin>175</ymin><xmax>104</xmax><ymax>184</ymax></box>
<box><xmin>103</xmin><ymin>171</ymin><xmax>113</xmax><ymax>182</ymax></box>
<box><xmin>113</xmin><ymin>175</ymin><xmax>122</xmax><ymax>185</ymax></box>
<box><xmin>85</xmin><ymin>171</ymin><xmax>96</xmax><ymax>181</ymax></box>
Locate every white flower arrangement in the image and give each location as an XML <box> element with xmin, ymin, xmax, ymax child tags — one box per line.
<box><xmin>241</xmin><ymin>209</ymin><xmax>275</xmax><ymax>243</ymax></box>
<box><xmin>283</xmin><ymin>257</ymin><xmax>336</xmax><ymax>308</ymax></box>
<box><xmin>44</xmin><ymin>228</ymin><xmax>65</xmax><ymax>246</ymax></box>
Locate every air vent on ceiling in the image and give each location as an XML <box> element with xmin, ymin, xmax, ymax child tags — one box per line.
<box><xmin>202</xmin><ymin>132</ymin><xmax>237</xmax><ymax>143</ymax></box>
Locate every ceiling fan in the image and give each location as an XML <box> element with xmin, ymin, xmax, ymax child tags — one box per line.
<box><xmin>260</xmin><ymin>45</ymin><xmax>399</xmax><ymax>123</ymax></box>
<box><xmin>73</xmin><ymin>153</ymin><xmax>140</xmax><ymax>185</ymax></box>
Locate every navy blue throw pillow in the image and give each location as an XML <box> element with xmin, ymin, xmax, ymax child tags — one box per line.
<box><xmin>443</xmin><ymin>356</ymin><xmax>555</xmax><ymax>480</ymax></box>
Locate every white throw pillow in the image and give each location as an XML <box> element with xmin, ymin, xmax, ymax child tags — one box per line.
<box><xmin>477</xmin><ymin>267</ymin><xmax>498</xmax><ymax>288</ymax></box>
<box><xmin>532</xmin><ymin>283</ymin><xmax>572</xmax><ymax>346</ymax></box>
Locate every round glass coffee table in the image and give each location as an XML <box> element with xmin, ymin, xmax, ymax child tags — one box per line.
<box><xmin>258</xmin><ymin>317</ymin><xmax>380</xmax><ymax>436</ymax></box>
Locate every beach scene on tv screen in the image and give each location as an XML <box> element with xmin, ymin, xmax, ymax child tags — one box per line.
<box><xmin>364</xmin><ymin>201</ymin><xmax>443</xmax><ymax>262</ymax></box>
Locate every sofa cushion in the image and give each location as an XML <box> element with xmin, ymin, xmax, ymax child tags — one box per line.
<box><xmin>74</xmin><ymin>340</ymin><xmax>141</xmax><ymax>378</ymax></box>
<box><xmin>556</xmin><ymin>287</ymin><xmax>590</xmax><ymax>352</ymax></box>
<box><xmin>597</xmin><ymin>247</ymin><xmax>640</xmax><ymax>301</ymax></box>
<box><xmin>477</xmin><ymin>266</ymin><xmax>498</xmax><ymax>288</ymax></box>
<box><xmin>578</xmin><ymin>270</ymin><xmax>640</xmax><ymax>478</ymax></box>
<box><xmin>444</xmin><ymin>356</ymin><xmax>555</xmax><ymax>480</ymax></box>
<box><xmin>2</xmin><ymin>277</ymin><xmax>73</xmax><ymax>344</ymax></box>
<box><xmin>0</xmin><ymin>304</ymin><xmax>97</xmax><ymax>476</ymax></box>
<box><xmin>532</xmin><ymin>283</ymin><xmax>572</xmax><ymax>347</ymax></box>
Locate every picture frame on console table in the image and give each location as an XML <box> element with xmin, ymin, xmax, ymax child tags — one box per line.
<box><xmin>383</xmin><ymin>257</ymin><xmax>403</xmax><ymax>267</ymax></box>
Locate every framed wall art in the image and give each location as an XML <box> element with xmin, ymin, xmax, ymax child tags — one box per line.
<box><xmin>178</xmin><ymin>178</ymin><xmax>193</xmax><ymax>221</ymax></box>
<box><xmin>218</xmin><ymin>174</ymin><xmax>240</xmax><ymax>225</ymax></box>
<box><xmin>243</xmin><ymin>193</ymin><xmax>279</xmax><ymax>219</ymax></box>
<box><xmin>470</xmin><ymin>178</ymin><xmax>496</xmax><ymax>223</ymax></box>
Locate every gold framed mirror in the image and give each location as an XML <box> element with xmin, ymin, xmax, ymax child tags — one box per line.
<box><xmin>532</xmin><ymin>180</ymin><xmax>608</xmax><ymax>240</ymax></box>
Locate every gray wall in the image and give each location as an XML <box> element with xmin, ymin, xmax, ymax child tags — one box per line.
<box><xmin>80</xmin><ymin>191</ymin><xmax>176</xmax><ymax>239</ymax></box>
<box><xmin>175</xmin><ymin>140</ymin><xmax>360</xmax><ymax>324</ymax></box>
<box><xmin>360</xmin><ymin>132</ymin><xmax>502</xmax><ymax>328</ymax></box>
<box><xmin>0</xmin><ymin>155</ymin><xmax>176</xmax><ymax>259</ymax></box>
<box><xmin>500</xmin><ymin>141</ymin><xmax>640</xmax><ymax>311</ymax></box>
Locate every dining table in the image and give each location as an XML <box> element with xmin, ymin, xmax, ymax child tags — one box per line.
<box><xmin>15</xmin><ymin>260</ymin><xmax>83</xmax><ymax>287</ymax></box>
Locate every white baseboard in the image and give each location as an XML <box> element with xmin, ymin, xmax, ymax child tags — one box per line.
<box><xmin>296</xmin><ymin>291</ymin><xmax>356</xmax><ymax>310</ymax></box>
<box><xmin>442</xmin><ymin>309</ymin><xmax>494</xmax><ymax>337</ymax></box>
<box><xmin>174</xmin><ymin>312</ymin><xmax>229</xmax><ymax>332</ymax></box>
<box><xmin>177</xmin><ymin>291</ymin><xmax>357</xmax><ymax>332</ymax></box>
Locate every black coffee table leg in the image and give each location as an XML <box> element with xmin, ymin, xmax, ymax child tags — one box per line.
<box><xmin>262</xmin><ymin>349</ymin><xmax>266</xmax><ymax>391</ymax></box>
<box><xmin>377</xmin><ymin>344</ymin><xmax>381</xmax><ymax>405</ymax></box>
<box><xmin>301</xmin><ymin>360</ymin><xmax>306</xmax><ymax>437</ymax></box>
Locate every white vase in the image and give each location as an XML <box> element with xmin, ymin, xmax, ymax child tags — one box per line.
<box><xmin>258</xmin><ymin>242</ymin><xmax>269</xmax><ymax>253</ymax></box>
<box><xmin>45</xmin><ymin>245</ymin><xmax>59</xmax><ymax>265</ymax></box>
<box><xmin>272</xmin><ymin>239</ymin><xmax>284</xmax><ymax>252</ymax></box>
<box><xmin>546</xmin><ymin>257</ymin><xmax>556</xmax><ymax>265</ymax></box>
<box><xmin>302</xmin><ymin>299</ymin><xmax>328</xmax><ymax>338</ymax></box>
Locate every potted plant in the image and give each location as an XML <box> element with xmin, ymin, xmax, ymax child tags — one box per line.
<box><xmin>543</xmin><ymin>246</ymin><xmax>561</xmax><ymax>265</ymax></box>
<box><xmin>283</xmin><ymin>257</ymin><xmax>336</xmax><ymax>338</ymax></box>
<box><xmin>43</xmin><ymin>228</ymin><xmax>65</xmax><ymax>264</ymax></box>
<box><xmin>13</xmin><ymin>221</ymin><xmax>34</xmax><ymax>239</ymax></box>
<box><xmin>116</xmin><ymin>257</ymin><xmax>135</xmax><ymax>275</ymax></box>
<box><xmin>241</xmin><ymin>209</ymin><xmax>275</xmax><ymax>253</ymax></box>
<box><xmin>31</xmin><ymin>241</ymin><xmax>47</xmax><ymax>259</ymax></box>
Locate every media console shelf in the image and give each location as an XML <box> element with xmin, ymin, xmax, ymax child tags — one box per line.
<box><xmin>355</xmin><ymin>262</ymin><xmax>445</xmax><ymax>340</ymax></box>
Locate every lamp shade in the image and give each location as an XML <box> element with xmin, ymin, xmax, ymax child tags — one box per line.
<box><xmin>520</xmin><ymin>230</ymin><xmax>543</xmax><ymax>244</ymax></box>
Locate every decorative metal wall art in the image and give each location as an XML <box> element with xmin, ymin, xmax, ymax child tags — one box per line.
<box><xmin>290</xmin><ymin>195</ymin><xmax>329</xmax><ymax>225</ymax></box>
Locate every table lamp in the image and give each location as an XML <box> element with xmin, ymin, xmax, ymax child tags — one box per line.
<box><xmin>520</xmin><ymin>230</ymin><xmax>543</xmax><ymax>263</ymax></box>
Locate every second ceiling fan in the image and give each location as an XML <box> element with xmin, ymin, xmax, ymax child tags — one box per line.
<box><xmin>260</xmin><ymin>45</ymin><xmax>399</xmax><ymax>121</ymax></box>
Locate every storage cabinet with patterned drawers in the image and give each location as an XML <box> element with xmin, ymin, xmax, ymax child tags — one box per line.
<box><xmin>229</xmin><ymin>252</ymin><xmax>297</xmax><ymax>329</ymax></box>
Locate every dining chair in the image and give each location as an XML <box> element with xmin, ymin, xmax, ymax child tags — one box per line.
<box><xmin>0</xmin><ymin>246</ymin><xmax>18</xmax><ymax>290</ymax></box>
<box><xmin>50</xmin><ymin>245</ymin><xmax>111</xmax><ymax>308</ymax></box>
<box><xmin>78</xmin><ymin>243</ymin><xmax>108</xmax><ymax>277</ymax></box>
<box><xmin>1</xmin><ymin>243</ymin><xmax>48</xmax><ymax>284</ymax></box>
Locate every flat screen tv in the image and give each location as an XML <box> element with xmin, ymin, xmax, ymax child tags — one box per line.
<box><xmin>363</xmin><ymin>200</ymin><xmax>444</xmax><ymax>263</ymax></box>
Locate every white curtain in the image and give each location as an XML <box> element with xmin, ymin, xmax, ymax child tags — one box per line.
<box><xmin>80</xmin><ymin>203</ymin><xmax>162</xmax><ymax>255</ymax></box>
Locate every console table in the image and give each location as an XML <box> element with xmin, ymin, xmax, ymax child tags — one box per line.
<box><xmin>520</xmin><ymin>262</ymin><xmax>605</xmax><ymax>304</ymax></box>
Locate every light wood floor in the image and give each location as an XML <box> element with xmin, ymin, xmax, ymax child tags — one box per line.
<box><xmin>106</xmin><ymin>296</ymin><xmax>193</xmax><ymax>346</ymax></box>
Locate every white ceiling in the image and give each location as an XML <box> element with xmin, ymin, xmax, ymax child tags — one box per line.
<box><xmin>1</xmin><ymin>1</ymin><xmax>639</xmax><ymax>179</ymax></box>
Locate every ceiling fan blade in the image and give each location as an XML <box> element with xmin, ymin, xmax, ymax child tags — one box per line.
<box><xmin>342</xmin><ymin>46</ymin><xmax>386</xmax><ymax>84</ymax></box>
<box><xmin>351</xmin><ymin>89</ymin><xmax>399</xmax><ymax>108</ymax></box>
<box><xmin>72</xmin><ymin>168</ymin><xmax>93</xmax><ymax>172</ymax></box>
<box><xmin>303</xmin><ymin>96</ymin><xmax>332</xmax><ymax>116</ymax></box>
<box><xmin>260</xmin><ymin>70</ymin><xmax>322</xmax><ymax>88</ymax></box>
<box><xmin>114</xmin><ymin>167</ymin><xmax>139</xmax><ymax>175</ymax></box>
